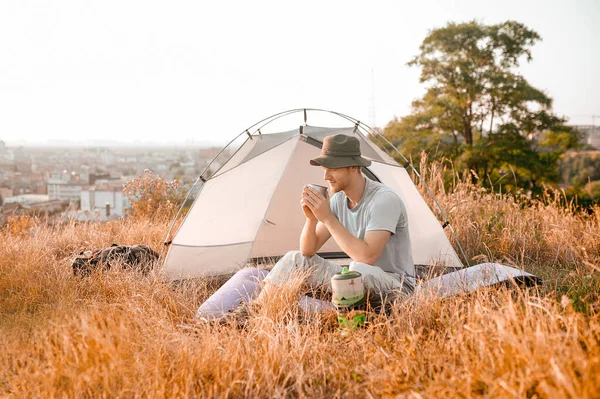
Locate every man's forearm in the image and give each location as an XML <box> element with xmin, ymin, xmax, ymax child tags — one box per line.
<box><xmin>300</xmin><ymin>219</ymin><xmax>318</xmax><ymax>256</ymax></box>
<box><xmin>322</xmin><ymin>217</ymin><xmax>376</xmax><ymax>264</ymax></box>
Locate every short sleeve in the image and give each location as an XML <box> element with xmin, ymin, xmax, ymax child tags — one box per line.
<box><xmin>366</xmin><ymin>191</ymin><xmax>403</xmax><ymax>235</ymax></box>
<box><xmin>329</xmin><ymin>192</ymin><xmax>340</xmax><ymax>219</ymax></box>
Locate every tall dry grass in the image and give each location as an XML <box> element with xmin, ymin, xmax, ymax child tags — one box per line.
<box><xmin>418</xmin><ymin>159</ymin><xmax>600</xmax><ymax>310</ymax></box>
<box><xmin>1</xmin><ymin>165</ymin><xmax>599</xmax><ymax>398</ymax></box>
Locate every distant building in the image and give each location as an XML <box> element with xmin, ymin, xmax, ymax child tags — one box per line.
<box><xmin>47</xmin><ymin>171</ymin><xmax>83</xmax><ymax>201</ymax></box>
<box><xmin>3</xmin><ymin>194</ymin><xmax>50</xmax><ymax>205</ymax></box>
<box><xmin>47</xmin><ymin>183</ymin><xmax>82</xmax><ymax>201</ymax></box>
<box><xmin>575</xmin><ymin>125</ymin><xmax>600</xmax><ymax>149</ymax></box>
<box><xmin>89</xmin><ymin>172</ymin><xmax>120</xmax><ymax>185</ymax></box>
<box><xmin>80</xmin><ymin>184</ymin><xmax>130</xmax><ymax>217</ymax></box>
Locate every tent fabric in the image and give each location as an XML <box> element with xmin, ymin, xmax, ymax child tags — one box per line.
<box><xmin>241</xmin><ymin>129</ymin><xmax>298</xmax><ymax>165</ymax></box>
<box><xmin>211</xmin><ymin>137</ymin><xmax>258</xmax><ymax>177</ymax></box>
<box><xmin>175</xmin><ymin>138</ymin><xmax>296</xmax><ymax>246</ymax></box>
<box><xmin>213</xmin><ymin>130</ymin><xmax>298</xmax><ymax>178</ymax></box>
<box><xmin>167</xmin><ymin>242</ymin><xmax>254</xmax><ymax>277</ymax></box>
<box><xmin>165</xmin><ymin>126</ymin><xmax>464</xmax><ymax>280</ymax></box>
<box><xmin>213</xmin><ymin>126</ymin><xmax>396</xmax><ymax>180</ymax></box>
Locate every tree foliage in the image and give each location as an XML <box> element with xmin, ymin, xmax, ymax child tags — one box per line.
<box><xmin>384</xmin><ymin>20</ymin><xmax>581</xmax><ymax>193</ymax></box>
<box><xmin>559</xmin><ymin>152</ymin><xmax>600</xmax><ymax>186</ymax></box>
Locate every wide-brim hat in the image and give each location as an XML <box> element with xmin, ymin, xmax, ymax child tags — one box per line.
<box><xmin>309</xmin><ymin>134</ymin><xmax>372</xmax><ymax>168</ymax></box>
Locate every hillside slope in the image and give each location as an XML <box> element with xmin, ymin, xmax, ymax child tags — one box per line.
<box><xmin>1</xmin><ymin>172</ymin><xmax>599</xmax><ymax>398</ymax></box>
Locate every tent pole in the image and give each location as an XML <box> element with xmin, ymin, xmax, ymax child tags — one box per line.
<box><xmin>162</xmin><ymin>176</ymin><xmax>203</xmax><ymax>248</ymax></box>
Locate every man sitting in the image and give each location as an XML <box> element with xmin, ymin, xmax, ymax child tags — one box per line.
<box><xmin>262</xmin><ymin>134</ymin><xmax>415</xmax><ymax>302</ymax></box>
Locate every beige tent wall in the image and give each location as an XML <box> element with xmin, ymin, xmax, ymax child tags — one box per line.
<box><xmin>251</xmin><ymin>139</ymin><xmax>341</xmax><ymax>257</ymax></box>
<box><xmin>166</xmin><ymin>242</ymin><xmax>254</xmax><ymax>278</ymax></box>
<box><xmin>173</xmin><ymin>138</ymin><xmax>296</xmax><ymax>247</ymax></box>
<box><xmin>368</xmin><ymin>161</ymin><xmax>463</xmax><ymax>268</ymax></box>
<box><xmin>165</xmin><ymin>138</ymin><xmax>297</xmax><ymax>278</ymax></box>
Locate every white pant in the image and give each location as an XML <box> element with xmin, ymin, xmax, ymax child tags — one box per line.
<box><xmin>263</xmin><ymin>251</ymin><xmax>413</xmax><ymax>299</ymax></box>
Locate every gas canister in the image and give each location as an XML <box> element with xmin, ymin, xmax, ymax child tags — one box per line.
<box><xmin>331</xmin><ymin>266</ymin><xmax>366</xmax><ymax>329</ymax></box>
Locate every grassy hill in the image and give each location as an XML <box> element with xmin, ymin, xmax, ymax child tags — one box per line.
<box><xmin>1</xmin><ymin>167</ymin><xmax>599</xmax><ymax>398</ymax></box>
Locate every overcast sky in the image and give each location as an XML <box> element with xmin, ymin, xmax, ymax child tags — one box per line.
<box><xmin>0</xmin><ymin>0</ymin><xmax>598</xmax><ymax>145</ymax></box>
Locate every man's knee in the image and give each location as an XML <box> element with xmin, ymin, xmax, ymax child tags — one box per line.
<box><xmin>283</xmin><ymin>250</ymin><xmax>302</xmax><ymax>257</ymax></box>
<box><xmin>348</xmin><ymin>262</ymin><xmax>401</xmax><ymax>294</ymax></box>
<box><xmin>348</xmin><ymin>261</ymin><xmax>375</xmax><ymax>275</ymax></box>
<box><xmin>267</xmin><ymin>251</ymin><xmax>309</xmax><ymax>277</ymax></box>
<box><xmin>281</xmin><ymin>250</ymin><xmax>309</xmax><ymax>266</ymax></box>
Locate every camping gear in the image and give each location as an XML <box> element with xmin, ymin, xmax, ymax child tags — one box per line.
<box><xmin>331</xmin><ymin>267</ymin><xmax>366</xmax><ymax>329</ymax></box>
<box><xmin>196</xmin><ymin>267</ymin><xmax>269</xmax><ymax>320</ymax></box>
<box><xmin>164</xmin><ymin>109</ymin><xmax>469</xmax><ymax>280</ymax></box>
<box><xmin>416</xmin><ymin>263</ymin><xmax>542</xmax><ymax>297</ymax></box>
<box><xmin>307</xmin><ymin>184</ymin><xmax>328</xmax><ymax>197</ymax></box>
<box><xmin>331</xmin><ymin>267</ymin><xmax>365</xmax><ymax>307</ymax></box>
<box><xmin>72</xmin><ymin>244</ymin><xmax>159</xmax><ymax>276</ymax></box>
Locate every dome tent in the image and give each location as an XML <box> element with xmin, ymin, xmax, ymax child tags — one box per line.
<box><xmin>164</xmin><ymin>109</ymin><xmax>469</xmax><ymax>280</ymax></box>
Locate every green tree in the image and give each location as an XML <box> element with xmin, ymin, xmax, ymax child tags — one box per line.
<box><xmin>384</xmin><ymin>20</ymin><xmax>581</xmax><ymax>192</ymax></box>
<box><xmin>559</xmin><ymin>153</ymin><xmax>600</xmax><ymax>186</ymax></box>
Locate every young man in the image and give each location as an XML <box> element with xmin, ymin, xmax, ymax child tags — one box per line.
<box><xmin>263</xmin><ymin>134</ymin><xmax>416</xmax><ymax>299</ymax></box>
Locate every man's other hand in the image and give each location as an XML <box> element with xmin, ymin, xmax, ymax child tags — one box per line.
<box><xmin>302</xmin><ymin>186</ymin><xmax>332</xmax><ymax>223</ymax></box>
<box><xmin>301</xmin><ymin>201</ymin><xmax>318</xmax><ymax>222</ymax></box>
<box><xmin>300</xmin><ymin>186</ymin><xmax>318</xmax><ymax>222</ymax></box>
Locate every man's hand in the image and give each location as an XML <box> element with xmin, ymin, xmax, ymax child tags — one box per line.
<box><xmin>300</xmin><ymin>186</ymin><xmax>318</xmax><ymax>222</ymax></box>
<box><xmin>302</xmin><ymin>185</ymin><xmax>332</xmax><ymax>223</ymax></box>
<box><xmin>300</xmin><ymin>186</ymin><xmax>332</xmax><ymax>255</ymax></box>
<box><xmin>301</xmin><ymin>201</ymin><xmax>318</xmax><ymax>222</ymax></box>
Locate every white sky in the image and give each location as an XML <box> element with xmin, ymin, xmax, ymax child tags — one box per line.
<box><xmin>1</xmin><ymin>0</ymin><xmax>599</xmax><ymax>145</ymax></box>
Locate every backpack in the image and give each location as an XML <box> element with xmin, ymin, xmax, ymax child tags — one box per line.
<box><xmin>72</xmin><ymin>244</ymin><xmax>160</xmax><ymax>276</ymax></box>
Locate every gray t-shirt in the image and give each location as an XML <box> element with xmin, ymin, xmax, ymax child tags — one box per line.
<box><xmin>329</xmin><ymin>177</ymin><xmax>415</xmax><ymax>286</ymax></box>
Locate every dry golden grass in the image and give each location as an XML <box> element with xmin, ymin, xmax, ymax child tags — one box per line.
<box><xmin>1</xmin><ymin>168</ymin><xmax>599</xmax><ymax>398</ymax></box>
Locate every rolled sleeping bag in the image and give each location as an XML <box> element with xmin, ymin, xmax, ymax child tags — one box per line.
<box><xmin>416</xmin><ymin>263</ymin><xmax>541</xmax><ymax>297</ymax></box>
<box><xmin>196</xmin><ymin>267</ymin><xmax>269</xmax><ymax>320</ymax></box>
